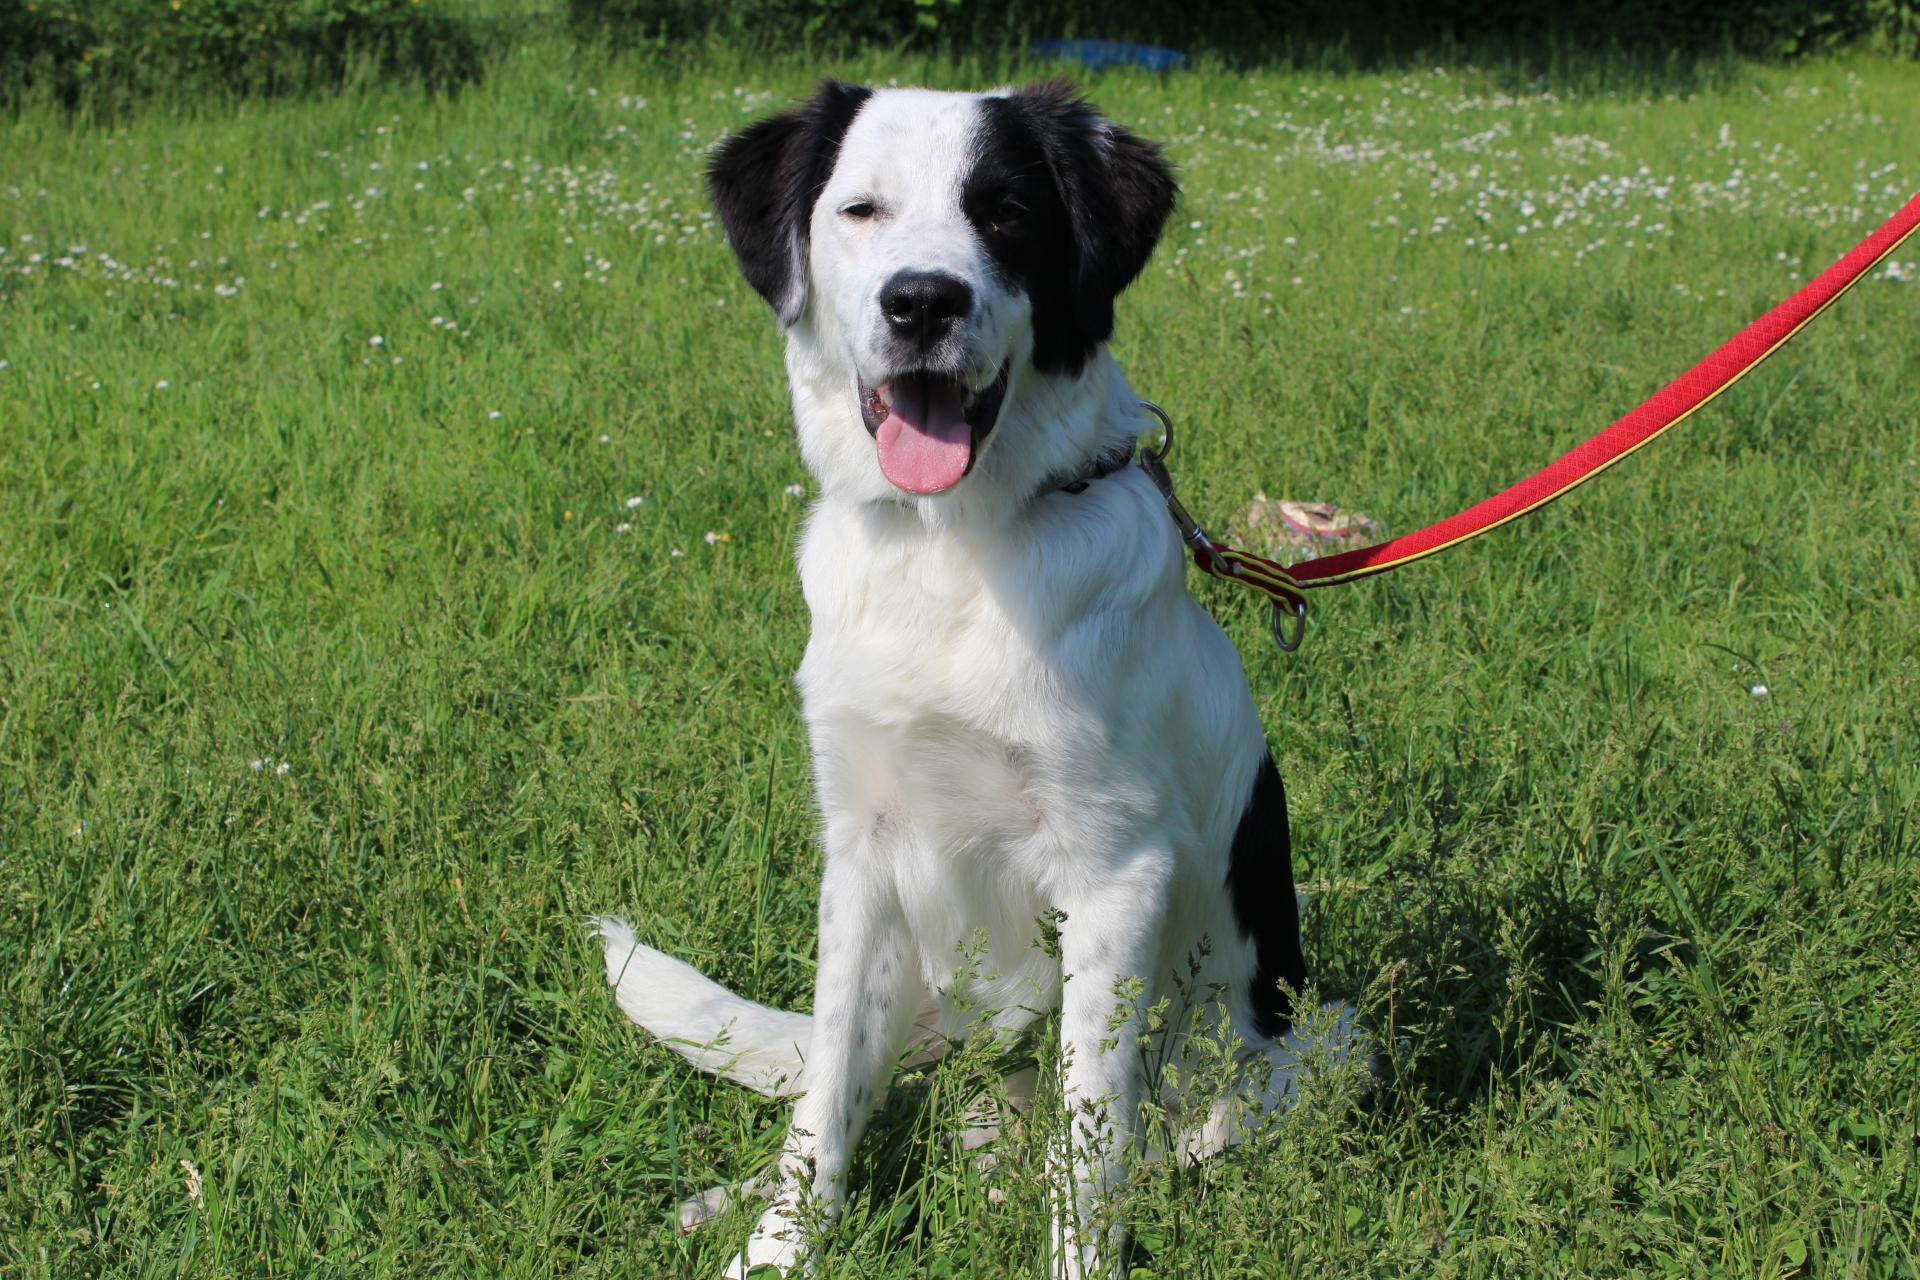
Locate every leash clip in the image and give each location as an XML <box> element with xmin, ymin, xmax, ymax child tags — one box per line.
<box><xmin>1136</xmin><ymin>401</ymin><xmax>1216</xmax><ymax>560</ymax></box>
<box><xmin>1138</xmin><ymin>400</ymin><xmax>1310</xmax><ymax>654</ymax></box>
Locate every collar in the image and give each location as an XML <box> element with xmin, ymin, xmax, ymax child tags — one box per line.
<box><xmin>1052</xmin><ymin>440</ymin><xmax>1137</xmax><ymax>495</ymax></box>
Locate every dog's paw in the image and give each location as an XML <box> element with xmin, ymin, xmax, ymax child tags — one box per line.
<box><xmin>679</xmin><ymin>1173</ymin><xmax>774</xmax><ymax>1234</ymax></box>
<box><xmin>722</xmin><ymin>1208</ymin><xmax>802</xmax><ymax>1278</ymax></box>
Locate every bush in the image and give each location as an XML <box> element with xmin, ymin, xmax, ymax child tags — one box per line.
<box><xmin>0</xmin><ymin>0</ymin><xmax>484</xmax><ymax>103</ymax></box>
<box><xmin>561</xmin><ymin>0</ymin><xmax>1920</xmax><ymax>60</ymax></box>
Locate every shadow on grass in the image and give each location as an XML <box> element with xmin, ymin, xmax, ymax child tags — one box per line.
<box><xmin>1337</xmin><ymin>858</ymin><xmax>1690</xmax><ymax>1118</ymax></box>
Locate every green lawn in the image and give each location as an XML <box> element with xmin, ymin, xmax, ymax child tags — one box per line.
<box><xmin>3</xmin><ymin>35</ymin><xmax>1917</xmax><ymax>1280</ymax></box>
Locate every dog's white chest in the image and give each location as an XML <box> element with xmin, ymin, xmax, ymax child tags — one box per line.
<box><xmin>795</xmin><ymin>505</ymin><xmax>1051</xmax><ymax>728</ymax></box>
<box><xmin>794</xmin><ymin>501</ymin><xmax>1096</xmax><ymax>998</ymax></box>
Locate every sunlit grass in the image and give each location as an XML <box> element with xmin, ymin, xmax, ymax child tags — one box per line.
<box><xmin>2</xmin><ymin>34</ymin><xmax>1916</xmax><ymax>1279</ymax></box>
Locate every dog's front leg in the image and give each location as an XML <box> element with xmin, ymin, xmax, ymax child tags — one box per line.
<box><xmin>727</xmin><ymin>853</ymin><xmax>918</xmax><ymax>1278</ymax></box>
<box><xmin>1051</xmin><ymin>857</ymin><xmax>1170</xmax><ymax>1278</ymax></box>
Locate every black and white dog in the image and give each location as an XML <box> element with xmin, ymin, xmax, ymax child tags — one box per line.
<box><xmin>597</xmin><ymin>79</ymin><xmax>1358</xmax><ymax>1277</ymax></box>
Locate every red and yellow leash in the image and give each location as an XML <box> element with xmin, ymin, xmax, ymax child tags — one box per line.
<box><xmin>1143</xmin><ymin>189</ymin><xmax>1920</xmax><ymax>650</ymax></box>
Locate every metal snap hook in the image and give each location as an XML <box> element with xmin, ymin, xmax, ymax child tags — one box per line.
<box><xmin>1135</xmin><ymin>400</ymin><xmax>1211</xmax><ymax>555</ymax></box>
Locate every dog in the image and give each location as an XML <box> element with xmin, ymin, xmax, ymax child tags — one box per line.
<box><xmin>596</xmin><ymin>78</ymin><xmax>1359</xmax><ymax>1277</ymax></box>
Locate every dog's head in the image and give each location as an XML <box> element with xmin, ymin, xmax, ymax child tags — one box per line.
<box><xmin>708</xmin><ymin>80</ymin><xmax>1176</xmax><ymax>508</ymax></box>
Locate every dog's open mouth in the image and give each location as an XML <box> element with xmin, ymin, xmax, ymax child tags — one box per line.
<box><xmin>858</xmin><ymin>364</ymin><xmax>1010</xmax><ymax>495</ymax></box>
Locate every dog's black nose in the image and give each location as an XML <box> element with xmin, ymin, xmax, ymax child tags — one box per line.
<box><xmin>879</xmin><ymin>271</ymin><xmax>972</xmax><ymax>350</ymax></box>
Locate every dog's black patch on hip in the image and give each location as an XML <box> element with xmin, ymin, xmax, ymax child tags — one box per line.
<box><xmin>1227</xmin><ymin>753</ymin><xmax>1307</xmax><ymax>1038</ymax></box>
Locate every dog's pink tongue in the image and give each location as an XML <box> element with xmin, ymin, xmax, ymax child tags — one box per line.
<box><xmin>875</xmin><ymin>375</ymin><xmax>971</xmax><ymax>494</ymax></box>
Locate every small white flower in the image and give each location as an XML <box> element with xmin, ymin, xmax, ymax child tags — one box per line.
<box><xmin>275</xmin><ymin>761</ymin><xmax>290</xmax><ymax>775</ymax></box>
<box><xmin>598</xmin><ymin>434</ymin><xmax>611</xmax><ymax>444</ymax></box>
<box><xmin>784</xmin><ymin>484</ymin><xmax>806</xmax><ymax>497</ymax></box>
<box><xmin>615</xmin><ymin>522</ymin><xmax>633</xmax><ymax>534</ymax></box>
<box><xmin>1750</xmin><ymin>684</ymin><xmax>1770</xmax><ymax>697</ymax></box>
<box><xmin>369</xmin><ymin>334</ymin><xmax>384</xmax><ymax>346</ymax></box>
<box><xmin>670</xmin><ymin>547</ymin><xmax>685</xmax><ymax>558</ymax></box>
<box><xmin>488</xmin><ymin>410</ymin><xmax>503</xmax><ymax>420</ymax></box>
<box><xmin>625</xmin><ymin>495</ymin><xmax>644</xmax><ymax>508</ymax></box>
<box><xmin>250</xmin><ymin>758</ymin><xmax>266</xmax><ymax>771</ymax></box>
<box><xmin>703</xmin><ymin>530</ymin><xmax>729</xmax><ymax>545</ymax></box>
<box><xmin>154</xmin><ymin>379</ymin><xmax>169</xmax><ymax>389</ymax></box>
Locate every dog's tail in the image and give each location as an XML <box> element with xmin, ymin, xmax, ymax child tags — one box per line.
<box><xmin>593</xmin><ymin>917</ymin><xmax>810</xmax><ymax>1098</ymax></box>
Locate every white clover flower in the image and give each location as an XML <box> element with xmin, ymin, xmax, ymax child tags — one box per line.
<box><xmin>784</xmin><ymin>484</ymin><xmax>806</xmax><ymax>497</ymax></box>
<box><xmin>615</xmin><ymin>522</ymin><xmax>633</xmax><ymax>534</ymax></box>
<box><xmin>369</xmin><ymin>334</ymin><xmax>384</xmax><ymax>346</ymax></box>
<box><xmin>488</xmin><ymin>410</ymin><xmax>502</xmax><ymax>420</ymax></box>
<box><xmin>276</xmin><ymin>761</ymin><xmax>290</xmax><ymax>776</ymax></box>
<box><xmin>625</xmin><ymin>495</ymin><xmax>644</xmax><ymax>508</ymax></box>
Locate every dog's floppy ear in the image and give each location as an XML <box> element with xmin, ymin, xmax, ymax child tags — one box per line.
<box><xmin>707</xmin><ymin>78</ymin><xmax>872</xmax><ymax>327</ymax></box>
<box><xmin>1009</xmin><ymin>78</ymin><xmax>1177</xmax><ymax>355</ymax></box>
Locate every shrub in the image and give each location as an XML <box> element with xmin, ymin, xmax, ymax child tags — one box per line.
<box><xmin>0</xmin><ymin>0</ymin><xmax>484</xmax><ymax>103</ymax></box>
<box><xmin>560</xmin><ymin>0</ymin><xmax>1920</xmax><ymax>59</ymax></box>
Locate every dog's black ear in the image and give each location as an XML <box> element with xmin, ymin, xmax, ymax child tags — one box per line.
<box><xmin>1008</xmin><ymin>78</ymin><xmax>1177</xmax><ymax>358</ymax></box>
<box><xmin>707</xmin><ymin>78</ymin><xmax>872</xmax><ymax>327</ymax></box>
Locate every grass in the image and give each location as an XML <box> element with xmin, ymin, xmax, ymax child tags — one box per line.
<box><xmin>2</xmin><ymin>31</ymin><xmax>1917</xmax><ymax>1280</ymax></box>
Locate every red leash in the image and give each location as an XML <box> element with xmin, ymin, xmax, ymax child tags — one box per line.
<box><xmin>1145</xmin><ymin>189</ymin><xmax>1920</xmax><ymax>650</ymax></box>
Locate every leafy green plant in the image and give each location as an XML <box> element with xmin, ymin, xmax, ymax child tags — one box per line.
<box><xmin>0</xmin><ymin>0</ymin><xmax>484</xmax><ymax>103</ymax></box>
<box><xmin>558</xmin><ymin>0</ymin><xmax>1920</xmax><ymax>58</ymax></box>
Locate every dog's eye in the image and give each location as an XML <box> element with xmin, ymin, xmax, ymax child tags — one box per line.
<box><xmin>838</xmin><ymin>200</ymin><xmax>879</xmax><ymax>221</ymax></box>
<box><xmin>990</xmin><ymin>196</ymin><xmax>1028</xmax><ymax>229</ymax></box>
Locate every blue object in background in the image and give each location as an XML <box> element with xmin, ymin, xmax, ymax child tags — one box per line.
<box><xmin>1028</xmin><ymin>39</ymin><xmax>1191</xmax><ymax>72</ymax></box>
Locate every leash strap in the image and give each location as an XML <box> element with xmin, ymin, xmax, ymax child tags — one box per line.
<box><xmin>1176</xmin><ymin>189</ymin><xmax>1920</xmax><ymax>632</ymax></box>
